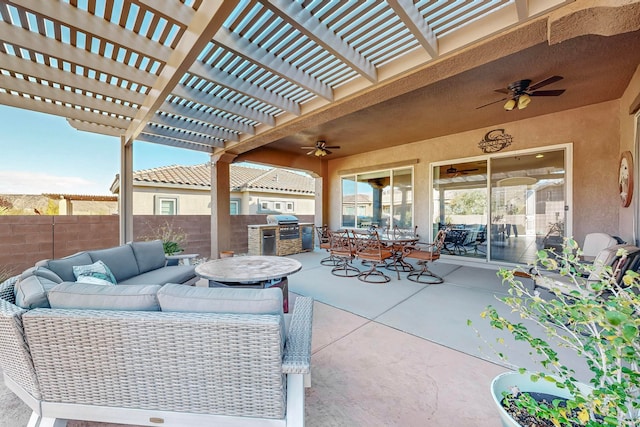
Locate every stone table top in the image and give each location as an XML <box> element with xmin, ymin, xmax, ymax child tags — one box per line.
<box><xmin>195</xmin><ymin>256</ymin><xmax>302</xmax><ymax>282</ymax></box>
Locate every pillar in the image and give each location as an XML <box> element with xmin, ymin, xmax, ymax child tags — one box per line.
<box><xmin>210</xmin><ymin>152</ymin><xmax>236</xmax><ymax>258</ymax></box>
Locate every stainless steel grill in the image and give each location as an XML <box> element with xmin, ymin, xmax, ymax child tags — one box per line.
<box><xmin>266</xmin><ymin>215</ymin><xmax>300</xmax><ymax>240</ymax></box>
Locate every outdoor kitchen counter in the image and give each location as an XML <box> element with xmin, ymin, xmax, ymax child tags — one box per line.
<box><xmin>248</xmin><ymin>222</ymin><xmax>314</xmax><ymax>256</ymax></box>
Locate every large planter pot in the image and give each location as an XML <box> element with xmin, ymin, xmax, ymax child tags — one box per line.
<box><xmin>491</xmin><ymin>371</ymin><xmax>592</xmax><ymax>427</ymax></box>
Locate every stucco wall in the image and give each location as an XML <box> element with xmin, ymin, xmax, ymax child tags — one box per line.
<box><xmin>327</xmin><ymin>100</ymin><xmax>622</xmax><ymax>246</ymax></box>
<box><xmin>132</xmin><ymin>186</ymin><xmax>315</xmax><ymax>215</ymax></box>
<box><xmin>618</xmin><ymin>65</ymin><xmax>640</xmax><ymax>244</ymax></box>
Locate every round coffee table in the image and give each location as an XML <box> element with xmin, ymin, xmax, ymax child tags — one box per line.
<box><xmin>195</xmin><ymin>256</ymin><xmax>302</xmax><ymax>312</ymax></box>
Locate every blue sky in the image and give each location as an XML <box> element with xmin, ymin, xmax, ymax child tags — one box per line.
<box><xmin>0</xmin><ymin>105</ymin><xmax>211</xmax><ymax>195</ymax></box>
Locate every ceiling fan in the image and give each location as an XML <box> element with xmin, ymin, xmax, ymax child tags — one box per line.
<box><xmin>476</xmin><ymin>75</ymin><xmax>566</xmax><ymax>111</ymax></box>
<box><xmin>446</xmin><ymin>165</ymin><xmax>479</xmax><ymax>176</ymax></box>
<box><xmin>301</xmin><ymin>140</ymin><xmax>340</xmax><ymax>157</ymax></box>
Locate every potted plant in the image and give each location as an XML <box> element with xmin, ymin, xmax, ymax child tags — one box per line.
<box><xmin>476</xmin><ymin>238</ymin><xmax>640</xmax><ymax>427</ymax></box>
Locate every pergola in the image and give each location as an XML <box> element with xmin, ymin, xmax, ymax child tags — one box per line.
<box><xmin>1</xmin><ymin>0</ymin><xmax>639</xmax><ymax>256</ymax></box>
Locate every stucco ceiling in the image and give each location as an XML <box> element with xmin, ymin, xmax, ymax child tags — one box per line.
<box><xmin>254</xmin><ymin>29</ymin><xmax>640</xmax><ymax>160</ymax></box>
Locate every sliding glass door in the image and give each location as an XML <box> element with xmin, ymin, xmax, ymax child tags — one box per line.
<box><xmin>432</xmin><ymin>147</ymin><xmax>568</xmax><ymax>264</ymax></box>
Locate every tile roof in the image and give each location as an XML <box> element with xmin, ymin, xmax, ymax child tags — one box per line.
<box><xmin>133</xmin><ymin>163</ymin><xmax>315</xmax><ymax>194</ymax></box>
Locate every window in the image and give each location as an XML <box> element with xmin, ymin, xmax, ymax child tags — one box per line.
<box><xmin>274</xmin><ymin>202</ymin><xmax>282</xmax><ymax>211</ymax></box>
<box><xmin>260</xmin><ymin>201</ymin><xmax>270</xmax><ymax>211</ymax></box>
<box><xmin>230</xmin><ymin>200</ymin><xmax>239</xmax><ymax>215</ymax></box>
<box><xmin>431</xmin><ymin>146</ymin><xmax>569</xmax><ymax>265</ymax></box>
<box><xmin>341</xmin><ymin>167</ymin><xmax>413</xmax><ymax>229</ymax></box>
<box><xmin>286</xmin><ymin>202</ymin><xmax>294</xmax><ymax>212</ymax></box>
<box><xmin>155</xmin><ymin>197</ymin><xmax>177</xmax><ymax>215</ymax></box>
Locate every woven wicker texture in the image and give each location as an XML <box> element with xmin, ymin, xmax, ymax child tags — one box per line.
<box><xmin>0</xmin><ymin>276</ymin><xmax>41</xmax><ymax>399</ymax></box>
<box><xmin>283</xmin><ymin>296</ymin><xmax>313</xmax><ymax>374</ymax></box>
<box><xmin>24</xmin><ymin>309</ymin><xmax>288</xmax><ymax>418</ymax></box>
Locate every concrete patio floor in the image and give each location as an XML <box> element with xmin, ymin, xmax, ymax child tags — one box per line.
<box><xmin>2</xmin><ymin>249</ymin><xmax>556</xmax><ymax>427</ymax></box>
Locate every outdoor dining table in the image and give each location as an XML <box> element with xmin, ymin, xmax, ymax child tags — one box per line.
<box><xmin>380</xmin><ymin>236</ymin><xmax>420</xmax><ymax>272</ymax></box>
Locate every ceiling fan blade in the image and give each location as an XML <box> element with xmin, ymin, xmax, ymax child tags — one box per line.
<box><xmin>530</xmin><ymin>89</ymin><xmax>566</xmax><ymax>96</ymax></box>
<box><xmin>494</xmin><ymin>88</ymin><xmax>510</xmax><ymax>94</ymax></box>
<box><xmin>476</xmin><ymin>97</ymin><xmax>509</xmax><ymax>109</ymax></box>
<box><xmin>306</xmin><ymin>149</ymin><xmax>315</xmax><ymax>155</ymax></box>
<box><xmin>324</xmin><ymin>149</ymin><xmax>332</xmax><ymax>155</ymax></box>
<box><xmin>528</xmin><ymin>75</ymin><xmax>563</xmax><ymax>91</ymax></box>
<box><xmin>460</xmin><ymin>168</ymin><xmax>479</xmax><ymax>172</ymax></box>
<box><xmin>325</xmin><ymin>145</ymin><xmax>340</xmax><ymax>149</ymax></box>
<box><xmin>300</xmin><ymin>146</ymin><xmax>315</xmax><ymax>149</ymax></box>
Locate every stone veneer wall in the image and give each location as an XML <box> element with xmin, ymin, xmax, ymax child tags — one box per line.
<box><xmin>0</xmin><ymin>214</ymin><xmax>314</xmax><ymax>275</ymax></box>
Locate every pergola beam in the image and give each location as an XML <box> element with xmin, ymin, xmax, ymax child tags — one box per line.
<box><xmin>151</xmin><ymin>112</ymin><xmax>240</xmax><ymax>142</ymax></box>
<box><xmin>123</xmin><ymin>0</ymin><xmax>241</xmax><ymax>143</ymax></box>
<box><xmin>143</xmin><ymin>123</ymin><xmax>225</xmax><ymax>147</ymax></box>
<box><xmin>263</xmin><ymin>0</ymin><xmax>377</xmax><ymax>83</ymax></box>
<box><xmin>189</xmin><ymin>61</ymin><xmax>300</xmax><ymax>115</ymax></box>
<box><xmin>0</xmin><ymin>21</ymin><xmax>156</xmax><ymax>88</ymax></box>
<box><xmin>387</xmin><ymin>0</ymin><xmax>438</xmax><ymax>59</ymax></box>
<box><xmin>6</xmin><ymin>0</ymin><xmax>173</xmax><ymax>61</ymax></box>
<box><xmin>172</xmin><ymin>83</ymin><xmax>275</xmax><ymax>126</ymax></box>
<box><xmin>136</xmin><ymin>133</ymin><xmax>216</xmax><ymax>153</ymax></box>
<box><xmin>214</xmin><ymin>27</ymin><xmax>333</xmax><ymax>101</ymax></box>
<box><xmin>68</xmin><ymin>119</ymin><xmax>126</xmax><ymax>137</ymax></box>
<box><xmin>159</xmin><ymin>100</ymin><xmax>256</xmax><ymax>135</ymax></box>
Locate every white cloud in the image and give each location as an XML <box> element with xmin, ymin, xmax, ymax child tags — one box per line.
<box><xmin>0</xmin><ymin>171</ymin><xmax>111</xmax><ymax>195</ymax></box>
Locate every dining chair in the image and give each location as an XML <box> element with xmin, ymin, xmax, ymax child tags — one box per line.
<box><xmin>352</xmin><ymin>229</ymin><xmax>398</xmax><ymax>283</ymax></box>
<box><xmin>315</xmin><ymin>225</ymin><xmax>338</xmax><ymax>266</ymax></box>
<box><xmin>328</xmin><ymin>229</ymin><xmax>359</xmax><ymax>277</ymax></box>
<box><xmin>401</xmin><ymin>230</ymin><xmax>447</xmax><ymax>284</ymax></box>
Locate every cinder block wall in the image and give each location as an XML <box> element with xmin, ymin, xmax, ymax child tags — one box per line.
<box><xmin>0</xmin><ymin>214</ymin><xmax>314</xmax><ymax>276</ymax></box>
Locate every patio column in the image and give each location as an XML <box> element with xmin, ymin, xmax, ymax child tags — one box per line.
<box><xmin>314</xmin><ymin>161</ymin><xmax>328</xmax><ymax>229</ymax></box>
<box><xmin>210</xmin><ymin>152</ymin><xmax>236</xmax><ymax>258</ymax></box>
<box><xmin>119</xmin><ymin>136</ymin><xmax>134</xmax><ymax>244</ymax></box>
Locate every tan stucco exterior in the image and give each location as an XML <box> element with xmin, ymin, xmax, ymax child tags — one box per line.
<box><xmin>326</xmin><ymin>98</ymin><xmax>631</xmax><ymax>246</ymax></box>
<box><xmin>130</xmin><ymin>184</ymin><xmax>315</xmax><ymax>216</ymax></box>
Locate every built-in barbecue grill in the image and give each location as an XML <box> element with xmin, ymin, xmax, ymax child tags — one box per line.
<box><xmin>266</xmin><ymin>214</ymin><xmax>300</xmax><ymax>240</ymax></box>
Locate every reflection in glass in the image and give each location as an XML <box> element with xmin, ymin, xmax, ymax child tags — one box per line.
<box><xmin>432</xmin><ymin>161</ymin><xmax>488</xmax><ymax>257</ymax></box>
<box><xmin>341</xmin><ymin>168</ymin><xmax>413</xmax><ymax>230</ymax></box>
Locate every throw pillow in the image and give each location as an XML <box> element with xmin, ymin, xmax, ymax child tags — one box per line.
<box><xmin>73</xmin><ymin>260</ymin><xmax>117</xmax><ymax>286</ymax></box>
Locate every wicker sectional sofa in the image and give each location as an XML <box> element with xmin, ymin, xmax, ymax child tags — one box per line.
<box><xmin>0</xmin><ymin>275</ymin><xmax>314</xmax><ymax>427</ymax></box>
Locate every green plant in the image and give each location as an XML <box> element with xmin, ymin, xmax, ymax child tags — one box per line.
<box><xmin>142</xmin><ymin>221</ymin><xmax>187</xmax><ymax>255</ymax></box>
<box><xmin>478</xmin><ymin>239</ymin><xmax>640</xmax><ymax>426</ymax></box>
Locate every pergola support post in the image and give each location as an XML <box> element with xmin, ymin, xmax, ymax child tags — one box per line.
<box><xmin>210</xmin><ymin>152</ymin><xmax>236</xmax><ymax>258</ymax></box>
<box><xmin>119</xmin><ymin>136</ymin><xmax>134</xmax><ymax>244</ymax></box>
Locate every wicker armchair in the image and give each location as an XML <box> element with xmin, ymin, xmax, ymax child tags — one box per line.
<box><xmin>401</xmin><ymin>230</ymin><xmax>447</xmax><ymax>284</ymax></box>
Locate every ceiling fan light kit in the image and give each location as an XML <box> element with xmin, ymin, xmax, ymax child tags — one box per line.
<box><xmin>301</xmin><ymin>140</ymin><xmax>340</xmax><ymax>157</ymax></box>
<box><xmin>479</xmin><ymin>75</ymin><xmax>565</xmax><ymax>111</ymax></box>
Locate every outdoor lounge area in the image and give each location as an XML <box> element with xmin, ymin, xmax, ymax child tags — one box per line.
<box><xmin>1</xmin><ymin>248</ymin><xmax>598</xmax><ymax>426</ymax></box>
<box><xmin>1</xmin><ymin>1</ymin><xmax>640</xmax><ymax>426</ymax></box>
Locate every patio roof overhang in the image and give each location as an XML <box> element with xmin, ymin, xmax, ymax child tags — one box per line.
<box><xmin>3</xmin><ymin>0</ymin><xmax>638</xmax><ymax>166</ymax></box>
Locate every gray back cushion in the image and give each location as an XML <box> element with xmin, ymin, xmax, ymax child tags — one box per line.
<box><xmin>88</xmin><ymin>245</ymin><xmax>139</xmax><ymax>282</ymax></box>
<box><xmin>48</xmin><ymin>283</ymin><xmax>161</xmax><ymax>311</ymax></box>
<box><xmin>130</xmin><ymin>240</ymin><xmax>166</xmax><ymax>274</ymax></box>
<box><xmin>46</xmin><ymin>252</ymin><xmax>93</xmax><ymax>282</ymax></box>
<box><xmin>14</xmin><ymin>274</ymin><xmax>59</xmax><ymax>309</ymax></box>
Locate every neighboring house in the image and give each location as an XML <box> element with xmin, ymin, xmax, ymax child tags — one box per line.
<box><xmin>0</xmin><ymin>194</ymin><xmax>117</xmax><ymax>215</ymax></box>
<box><xmin>109</xmin><ymin>163</ymin><xmax>315</xmax><ymax>215</ymax></box>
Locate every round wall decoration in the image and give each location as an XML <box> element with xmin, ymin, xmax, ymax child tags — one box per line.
<box><xmin>619</xmin><ymin>151</ymin><xmax>634</xmax><ymax>207</ymax></box>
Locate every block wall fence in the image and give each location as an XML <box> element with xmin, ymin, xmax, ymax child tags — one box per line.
<box><xmin>0</xmin><ymin>214</ymin><xmax>314</xmax><ymax>275</ymax></box>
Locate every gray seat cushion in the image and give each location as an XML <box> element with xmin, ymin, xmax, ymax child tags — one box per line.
<box><xmin>130</xmin><ymin>240</ymin><xmax>166</xmax><ymax>274</ymax></box>
<box><xmin>88</xmin><ymin>245</ymin><xmax>140</xmax><ymax>282</ymax></box>
<box><xmin>48</xmin><ymin>283</ymin><xmax>161</xmax><ymax>311</ymax></box>
<box><xmin>118</xmin><ymin>265</ymin><xmax>195</xmax><ymax>286</ymax></box>
<box><xmin>46</xmin><ymin>252</ymin><xmax>93</xmax><ymax>282</ymax></box>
